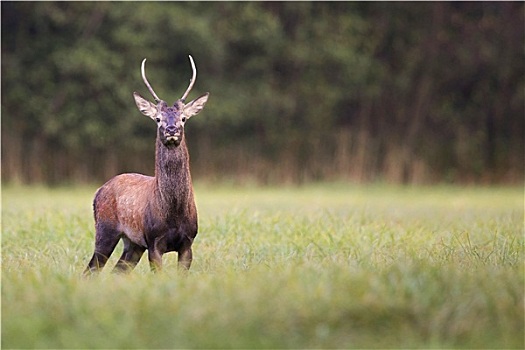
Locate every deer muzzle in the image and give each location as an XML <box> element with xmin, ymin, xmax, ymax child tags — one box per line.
<box><xmin>165</xmin><ymin>131</ymin><xmax>181</xmax><ymax>145</ymax></box>
<box><xmin>164</xmin><ymin>124</ymin><xmax>180</xmax><ymax>141</ymax></box>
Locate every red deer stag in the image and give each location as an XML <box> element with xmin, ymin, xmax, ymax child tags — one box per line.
<box><xmin>84</xmin><ymin>56</ymin><xmax>209</xmax><ymax>275</ymax></box>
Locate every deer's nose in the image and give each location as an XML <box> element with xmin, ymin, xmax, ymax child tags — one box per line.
<box><xmin>165</xmin><ymin>125</ymin><xmax>177</xmax><ymax>136</ymax></box>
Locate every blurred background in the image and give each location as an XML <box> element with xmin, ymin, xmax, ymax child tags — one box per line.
<box><xmin>2</xmin><ymin>2</ymin><xmax>523</xmax><ymax>186</ymax></box>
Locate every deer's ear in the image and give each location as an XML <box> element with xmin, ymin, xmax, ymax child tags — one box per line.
<box><xmin>133</xmin><ymin>92</ymin><xmax>157</xmax><ymax>119</ymax></box>
<box><xmin>184</xmin><ymin>93</ymin><xmax>209</xmax><ymax>119</ymax></box>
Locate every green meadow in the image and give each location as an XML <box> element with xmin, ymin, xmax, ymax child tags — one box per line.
<box><xmin>2</xmin><ymin>184</ymin><xmax>523</xmax><ymax>349</ymax></box>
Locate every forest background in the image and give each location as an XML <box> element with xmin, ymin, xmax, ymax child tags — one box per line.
<box><xmin>2</xmin><ymin>2</ymin><xmax>523</xmax><ymax>186</ymax></box>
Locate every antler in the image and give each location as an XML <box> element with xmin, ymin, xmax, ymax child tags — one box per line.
<box><xmin>141</xmin><ymin>58</ymin><xmax>161</xmax><ymax>103</ymax></box>
<box><xmin>180</xmin><ymin>55</ymin><xmax>197</xmax><ymax>102</ymax></box>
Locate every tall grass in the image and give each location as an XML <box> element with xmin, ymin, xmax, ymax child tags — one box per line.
<box><xmin>2</xmin><ymin>184</ymin><xmax>523</xmax><ymax>348</ymax></box>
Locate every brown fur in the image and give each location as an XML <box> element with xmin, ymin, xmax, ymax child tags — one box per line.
<box><xmin>83</xmin><ymin>58</ymin><xmax>209</xmax><ymax>275</ymax></box>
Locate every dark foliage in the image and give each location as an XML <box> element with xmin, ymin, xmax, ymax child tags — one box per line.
<box><xmin>2</xmin><ymin>2</ymin><xmax>523</xmax><ymax>184</ymax></box>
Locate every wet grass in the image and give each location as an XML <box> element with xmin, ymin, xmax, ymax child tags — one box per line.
<box><xmin>2</xmin><ymin>183</ymin><xmax>523</xmax><ymax>348</ymax></box>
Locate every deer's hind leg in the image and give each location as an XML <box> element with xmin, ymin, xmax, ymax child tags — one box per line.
<box><xmin>113</xmin><ymin>237</ymin><xmax>146</xmax><ymax>273</ymax></box>
<box><xmin>83</xmin><ymin>222</ymin><xmax>121</xmax><ymax>276</ymax></box>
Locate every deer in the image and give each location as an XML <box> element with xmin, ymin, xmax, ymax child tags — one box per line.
<box><xmin>84</xmin><ymin>55</ymin><xmax>209</xmax><ymax>275</ymax></box>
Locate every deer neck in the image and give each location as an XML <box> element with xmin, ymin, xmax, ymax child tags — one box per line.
<box><xmin>154</xmin><ymin>136</ymin><xmax>193</xmax><ymax>211</ymax></box>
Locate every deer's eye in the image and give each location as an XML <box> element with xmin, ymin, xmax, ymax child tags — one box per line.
<box><xmin>155</xmin><ymin>117</ymin><xmax>161</xmax><ymax>123</ymax></box>
<box><xmin>181</xmin><ymin>117</ymin><xmax>186</xmax><ymax>123</ymax></box>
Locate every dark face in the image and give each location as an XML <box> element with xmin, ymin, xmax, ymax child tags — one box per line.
<box><xmin>155</xmin><ymin>100</ymin><xmax>187</xmax><ymax>147</ymax></box>
<box><xmin>133</xmin><ymin>91</ymin><xmax>209</xmax><ymax>147</ymax></box>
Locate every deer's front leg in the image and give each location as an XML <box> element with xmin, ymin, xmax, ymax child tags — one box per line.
<box><xmin>148</xmin><ymin>249</ymin><xmax>163</xmax><ymax>272</ymax></box>
<box><xmin>148</xmin><ymin>236</ymin><xmax>166</xmax><ymax>272</ymax></box>
<box><xmin>178</xmin><ymin>247</ymin><xmax>192</xmax><ymax>270</ymax></box>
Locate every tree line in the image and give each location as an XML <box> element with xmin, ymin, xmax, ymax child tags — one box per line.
<box><xmin>2</xmin><ymin>2</ymin><xmax>523</xmax><ymax>185</ymax></box>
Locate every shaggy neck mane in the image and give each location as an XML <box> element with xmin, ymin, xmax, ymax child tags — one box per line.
<box><xmin>154</xmin><ymin>136</ymin><xmax>193</xmax><ymax>213</ymax></box>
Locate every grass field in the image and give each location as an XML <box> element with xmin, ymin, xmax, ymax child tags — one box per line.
<box><xmin>2</xmin><ymin>183</ymin><xmax>524</xmax><ymax>349</ymax></box>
